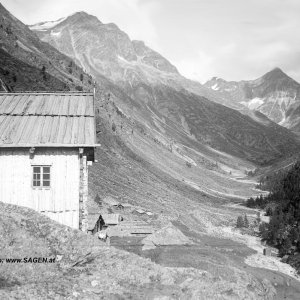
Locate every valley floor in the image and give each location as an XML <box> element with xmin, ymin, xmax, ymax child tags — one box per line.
<box><xmin>1</xmin><ymin>130</ymin><xmax>298</xmax><ymax>299</ymax></box>
<box><xmin>111</xmin><ymin>206</ymin><xmax>300</xmax><ymax>300</ymax></box>
<box><xmin>1</xmin><ymin>198</ymin><xmax>300</xmax><ymax>299</ymax></box>
<box><xmin>86</xmin><ymin>134</ymin><xmax>300</xmax><ymax>299</ymax></box>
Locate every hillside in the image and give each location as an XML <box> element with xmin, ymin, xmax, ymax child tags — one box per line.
<box><xmin>0</xmin><ymin>48</ymin><xmax>67</xmax><ymax>91</ymax></box>
<box><xmin>31</xmin><ymin>11</ymin><xmax>233</xmax><ymax>106</ymax></box>
<box><xmin>31</xmin><ymin>11</ymin><xmax>300</xmax><ymax>166</ymax></box>
<box><xmin>204</xmin><ymin>68</ymin><xmax>300</xmax><ymax>132</ymax></box>
<box><xmin>0</xmin><ymin>3</ymin><xmax>93</xmax><ymax>91</ymax></box>
<box><xmin>2</xmin><ymin>201</ymin><xmax>274</xmax><ymax>299</ymax></box>
<box><xmin>2</xmin><ymin>4</ymin><xmax>300</xmax><ymax>298</ymax></box>
<box><xmin>4</xmin><ymin>182</ymin><xmax>300</xmax><ymax>299</ymax></box>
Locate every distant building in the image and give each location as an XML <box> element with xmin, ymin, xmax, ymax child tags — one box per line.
<box><xmin>102</xmin><ymin>213</ymin><xmax>122</xmax><ymax>227</ymax></box>
<box><xmin>0</xmin><ymin>92</ymin><xmax>98</xmax><ymax>231</ymax></box>
<box><xmin>263</xmin><ymin>248</ymin><xmax>272</xmax><ymax>256</ymax></box>
<box><xmin>103</xmin><ymin>196</ymin><xmax>120</xmax><ymax>207</ymax></box>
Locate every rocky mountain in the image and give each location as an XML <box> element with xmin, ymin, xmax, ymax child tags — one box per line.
<box><xmin>0</xmin><ymin>3</ymin><xmax>299</xmax><ymax>200</ymax></box>
<box><xmin>204</xmin><ymin>68</ymin><xmax>300</xmax><ymax>132</ymax></box>
<box><xmin>31</xmin><ymin>12</ymin><xmax>178</xmax><ymax>86</ymax></box>
<box><xmin>2</xmin><ymin>5</ymin><xmax>300</xmax><ymax>298</ymax></box>
<box><xmin>31</xmin><ymin>12</ymin><xmax>300</xmax><ymax>166</ymax></box>
<box><xmin>31</xmin><ymin>11</ymin><xmax>231</xmax><ymax>104</ymax></box>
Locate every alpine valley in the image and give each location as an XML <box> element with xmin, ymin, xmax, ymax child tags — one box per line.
<box><xmin>1</xmin><ymin>3</ymin><xmax>300</xmax><ymax>299</ymax></box>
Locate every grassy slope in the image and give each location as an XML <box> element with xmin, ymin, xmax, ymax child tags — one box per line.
<box><xmin>0</xmin><ymin>3</ymin><xmax>93</xmax><ymax>92</ymax></box>
<box><xmin>1</xmin><ymin>3</ymin><xmax>300</xmax><ymax>298</ymax></box>
<box><xmin>0</xmin><ymin>48</ymin><xmax>67</xmax><ymax>91</ymax></box>
<box><xmin>88</xmin><ymin>90</ymin><xmax>300</xmax><ymax>299</ymax></box>
<box><xmin>130</xmin><ymin>85</ymin><xmax>300</xmax><ymax>165</ymax></box>
<box><xmin>0</xmin><ymin>201</ymin><xmax>279</xmax><ymax>299</ymax></box>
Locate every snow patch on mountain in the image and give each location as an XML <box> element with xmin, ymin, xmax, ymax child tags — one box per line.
<box><xmin>51</xmin><ymin>30</ymin><xmax>61</xmax><ymax>36</ymax></box>
<box><xmin>29</xmin><ymin>17</ymin><xmax>67</xmax><ymax>31</ymax></box>
<box><xmin>211</xmin><ymin>83</ymin><xmax>219</xmax><ymax>90</ymax></box>
<box><xmin>117</xmin><ymin>55</ymin><xmax>128</xmax><ymax>63</ymax></box>
<box><xmin>240</xmin><ymin>98</ymin><xmax>264</xmax><ymax>110</ymax></box>
<box><xmin>29</xmin><ymin>12</ymin><xmax>80</xmax><ymax>31</ymax></box>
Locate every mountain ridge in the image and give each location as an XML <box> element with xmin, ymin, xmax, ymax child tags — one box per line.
<box><xmin>2</xmin><ymin>5</ymin><xmax>300</xmax><ymax>297</ymax></box>
<box><xmin>30</xmin><ymin>10</ymin><xmax>300</xmax><ymax>166</ymax></box>
<box><xmin>204</xmin><ymin>68</ymin><xmax>300</xmax><ymax>131</ymax></box>
<box><xmin>0</xmin><ymin>3</ymin><xmax>95</xmax><ymax>92</ymax></box>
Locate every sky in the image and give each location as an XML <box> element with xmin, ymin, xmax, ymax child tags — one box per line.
<box><xmin>2</xmin><ymin>0</ymin><xmax>300</xmax><ymax>83</ymax></box>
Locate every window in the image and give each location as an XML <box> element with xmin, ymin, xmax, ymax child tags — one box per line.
<box><xmin>33</xmin><ymin>166</ymin><xmax>51</xmax><ymax>188</ymax></box>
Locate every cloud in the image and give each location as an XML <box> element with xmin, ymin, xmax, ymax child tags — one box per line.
<box><xmin>2</xmin><ymin>0</ymin><xmax>300</xmax><ymax>82</ymax></box>
<box><xmin>101</xmin><ymin>0</ymin><xmax>161</xmax><ymax>50</ymax></box>
<box><xmin>176</xmin><ymin>51</ymin><xmax>215</xmax><ymax>83</ymax></box>
<box><xmin>2</xmin><ymin>0</ymin><xmax>160</xmax><ymax>49</ymax></box>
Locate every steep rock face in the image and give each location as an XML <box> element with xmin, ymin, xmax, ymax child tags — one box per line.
<box><xmin>30</xmin><ymin>12</ymin><xmax>300</xmax><ymax>165</ymax></box>
<box><xmin>204</xmin><ymin>68</ymin><xmax>300</xmax><ymax>131</ymax></box>
<box><xmin>31</xmin><ymin>12</ymin><xmax>179</xmax><ymax>86</ymax></box>
<box><xmin>31</xmin><ymin>12</ymin><xmax>228</xmax><ymax>102</ymax></box>
<box><xmin>132</xmin><ymin>40</ymin><xmax>179</xmax><ymax>74</ymax></box>
<box><xmin>130</xmin><ymin>85</ymin><xmax>299</xmax><ymax>165</ymax></box>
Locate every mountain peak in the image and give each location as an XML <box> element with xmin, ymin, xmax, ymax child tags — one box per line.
<box><xmin>71</xmin><ymin>11</ymin><xmax>88</xmax><ymax>16</ymax></box>
<box><xmin>67</xmin><ymin>11</ymin><xmax>94</xmax><ymax>19</ymax></box>
<box><xmin>65</xmin><ymin>11</ymin><xmax>101</xmax><ymax>24</ymax></box>
<box><xmin>271</xmin><ymin>67</ymin><xmax>283</xmax><ymax>72</ymax></box>
<box><xmin>262</xmin><ymin>67</ymin><xmax>288</xmax><ymax>81</ymax></box>
<box><xmin>29</xmin><ymin>11</ymin><xmax>101</xmax><ymax>31</ymax></box>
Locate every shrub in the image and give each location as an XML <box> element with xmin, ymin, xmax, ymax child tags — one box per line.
<box><xmin>246</xmin><ymin>194</ymin><xmax>268</xmax><ymax>209</ymax></box>
<box><xmin>265</xmin><ymin>206</ymin><xmax>273</xmax><ymax>216</ymax></box>
<box><xmin>186</xmin><ymin>161</ymin><xmax>192</xmax><ymax>168</ymax></box>
<box><xmin>94</xmin><ymin>194</ymin><xmax>102</xmax><ymax>206</ymax></box>
<box><xmin>259</xmin><ymin>222</ymin><xmax>269</xmax><ymax>239</ymax></box>
<box><xmin>256</xmin><ymin>212</ymin><xmax>261</xmax><ymax>223</ymax></box>
<box><xmin>236</xmin><ymin>215</ymin><xmax>245</xmax><ymax>228</ymax></box>
<box><xmin>246</xmin><ymin>197</ymin><xmax>255</xmax><ymax>208</ymax></box>
<box><xmin>5</xmin><ymin>26</ymin><xmax>12</xmax><ymax>35</ymax></box>
<box><xmin>280</xmin><ymin>238</ymin><xmax>292</xmax><ymax>256</ymax></box>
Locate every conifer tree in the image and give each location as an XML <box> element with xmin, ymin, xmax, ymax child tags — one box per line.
<box><xmin>236</xmin><ymin>215</ymin><xmax>245</xmax><ymax>228</ymax></box>
<box><xmin>244</xmin><ymin>214</ymin><xmax>249</xmax><ymax>228</ymax></box>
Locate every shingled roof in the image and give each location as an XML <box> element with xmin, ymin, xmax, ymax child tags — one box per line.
<box><xmin>0</xmin><ymin>92</ymin><xmax>97</xmax><ymax>147</ymax></box>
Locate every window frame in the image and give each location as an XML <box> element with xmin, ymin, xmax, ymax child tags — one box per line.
<box><xmin>32</xmin><ymin>165</ymin><xmax>51</xmax><ymax>189</ymax></box>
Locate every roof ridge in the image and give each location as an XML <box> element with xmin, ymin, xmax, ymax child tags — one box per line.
<box><xmin>0</xmin><ymin>92</ymin><xmax>93</xmax><ymax>95</ymax></box>
<box><xmin>0</xmin><ymin>114</ymin><xmax>94</xmax><ymax>116</ymax></box>
<box><xmin>0</xmin><ymin>91</ymin><xmax>93</xmax><ymax>95</ymax></box>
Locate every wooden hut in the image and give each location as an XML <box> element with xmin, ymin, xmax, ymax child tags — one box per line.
<box><xmin>0</xmin><ymin>92</ymin><xmax>98</xmax><ymax>231</ymax></box>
